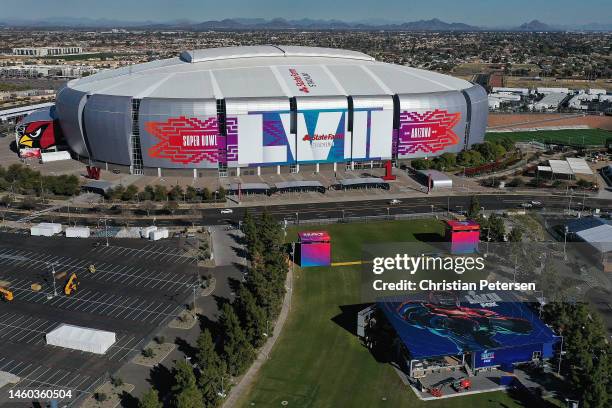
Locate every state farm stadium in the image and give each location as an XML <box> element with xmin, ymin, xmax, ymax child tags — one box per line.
<box><xmin>26</xmin><ymin>46</ymin><xmax>488</xmax><ymax>177</ymax></box>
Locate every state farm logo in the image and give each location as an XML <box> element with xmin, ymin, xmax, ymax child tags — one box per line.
<box><xmin>302</xmin><ymin>133</ymin><xmax>343</xmax><ymax>141</ymax></box>
<box><xmin>289</xmin><ymin>68</ymin><xmax>316</xmax><ymax>93</ymax></box>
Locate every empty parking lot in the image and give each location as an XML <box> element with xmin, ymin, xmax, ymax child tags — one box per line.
<box><xmin>0</xmin><ymin>232</ymin><xmax>203</xmax><ymax>406</ymax></box>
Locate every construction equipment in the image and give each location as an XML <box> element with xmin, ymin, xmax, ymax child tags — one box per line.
<box><xmin>429</xmin><ymin>377</ymin><xmax>472</xmax><ymax>397</ymax></box>
<box><xmin>0</xmin><ymin>287</ymin><xmax>14</xmax><ymax>302</ymax></box>
<box><xmin>64</xmin><ymin>273</ymin><xmax>79</xmax><ymax>296</ymax></box>
<box><xmin>452</xmin><ymin>377</ymin><xmax>472</xmax><ymax>392</ymax></box>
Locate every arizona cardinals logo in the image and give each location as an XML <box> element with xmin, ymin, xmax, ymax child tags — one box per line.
<box><xmin>17</xmin><ymin>121</ymin><xmax>56</xmax><ymax>149</ymax></box>
<box><xmin>146</xmin><ymin>116</ymin><xmax>221</xmax><ymax>164</ymax></box>
<box><xmin>397</xmin><ymin>109</ymin><xmax>461</xmax><ymax>156</ymax></box>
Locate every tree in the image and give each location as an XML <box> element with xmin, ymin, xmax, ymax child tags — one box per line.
<box><xmin>122</xmin><ymin>184</ymin><xmax>139</xmax><ymax>201</ymax></box>
<box><xmin>164</xmin><ymin>200</ymin><xmax>179</xmax><ymax>215</ymax></box>
<box><xmin>185</xmin><ymin>186</ymin><xmax>198</xmax><ymax>202</ymax></box>
<box><xmin>219</xmin><ymin>303</ymin><xmax>255</xmax><ymax>376</ymax></box>
<box><xmin>138</xmin><ymin>388</ymin><xmax>163</xmax><ymax>408</ymax></box>
<box><xmin>234</xmin><ymin>285</ymin><xmax>268</xmax><ymax>347</ymax></box>
<box><xmin>242</xmin><ymin>211</ymin><xmax>259</xmax><ymax>255</ymax></box>
<box><xmin>172</xmin><ymin>360</ymin><xmax>203</xmax><ymax>408</ymax></box>
<box><xmin>410</xmin><ymin>158</ymin><xmax>431</xmax><ymax>170</ymax></box>
<box><xmin>195</xmin><ymin>329</ymin><xmax>226</xmax><ymax>406</ymax></box>
<box><xmin>153</xmin><ymin>185</ymin><xmax>168</xmax><ymax>201</ymax></box>
<box><xmin>467</xmin><ymin>196</ymin><xmax>481</xmax><ymax>219</ymax></box>
<box><xmin>169</xmin><ymin>185</ymin><xmax>184</xmax><ymax>201</ymax></box>
<box><xmin>486</xmin><ymin>213</ymin><xmax>506</xmax><ymax>242</ymax></box>
<box><xmin>508</xmin><ymin>226</ymin><xmax>523</xmax><ymax>243</ymax></box>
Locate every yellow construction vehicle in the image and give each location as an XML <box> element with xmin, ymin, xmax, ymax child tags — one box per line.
<box><xmin>0</xmin><ymin>287</ymin><xmax>14</xmax><ymax>302</ymax></box>
<box><xmin>64</xmin><ymin>273</ymin><xmax>79</xmax><ymax>296</ymax></box>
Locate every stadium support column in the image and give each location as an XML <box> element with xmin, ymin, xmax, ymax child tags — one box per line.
<box><xmin>392</xmin><ymin>94</ymin><xmax>400</xmax><ymax>164</ymax></box>
<box><xmin>460</xmin><ymin>90</ymin><xmax>473</xmax><ymax>150</ymax></box>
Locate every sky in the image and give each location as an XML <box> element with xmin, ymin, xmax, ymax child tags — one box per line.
<box><xmin>2</xmin><ymin>0</ymin><xmax>611</xmax><ymax>26</ymax></box>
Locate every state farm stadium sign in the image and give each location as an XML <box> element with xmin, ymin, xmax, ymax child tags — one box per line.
<box><xmin>140</xmin><ymin>108</ymin><xmax>461</xmax><ymax>167</ymax></box>
<box><xmin>289</xmin><ymin>68</ymin><xmax>316</xmax><ymax>93</ymax></box>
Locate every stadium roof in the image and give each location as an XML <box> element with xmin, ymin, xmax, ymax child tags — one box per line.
<box><xmin>378</xmin><ymin>292</ymin><xmax>557</xmax><ymax>360</ymax></box>
<box><xmin>67</xmin><ymin>46</ymin><xmax>473</xmax><ymax>99</ymax></box>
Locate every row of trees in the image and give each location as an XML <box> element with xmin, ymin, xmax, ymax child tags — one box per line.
<box><xmin>138</xmin><ymin>211</ymin><xmax>288</xmax><ymax>408</ymax></box>
<box><xmin>542</xmin><ymin>300</ymin><xmax>611</xmax><ymax>408</ymax></box>
<box><xmin>411</xmin><ymin>138</ymin><xmax>515</xmax><ymax>171</ymax></box>
<box><xmin>0</xmin><ymin>164</ymin><xmax>80</xmax><ymax>197</ymax></box>
<box><xmin>105</xmin><ymin>184</ymin><xmax>227</xmax><ymax>203</ymax></box>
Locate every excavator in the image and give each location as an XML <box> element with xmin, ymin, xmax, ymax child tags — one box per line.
<box><xmin>0</xmin><ymin>287</ymin><xmax>14</xmax><ymax>302</ymax></box>
<box><xmin>64</xmin><ymin>273</ymin><xmax>79</xmax><ymax>296</ymax></box>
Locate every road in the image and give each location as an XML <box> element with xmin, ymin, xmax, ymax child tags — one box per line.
<box><xmin>1</xmin><ymin>193</ymin><xmax>611</xmax><ymax>227</ymax></box>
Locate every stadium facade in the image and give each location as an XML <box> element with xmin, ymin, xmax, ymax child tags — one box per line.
<box><xmin>20</xmin><ymin>46</ymin><xmax>488</xmax><ymax>178</ymax></box>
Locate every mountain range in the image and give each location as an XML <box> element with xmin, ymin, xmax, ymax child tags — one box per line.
<box><xmin>0</xmin><ymin>17</ymin><xmax>610</xmax><ymax>32</ymax></box>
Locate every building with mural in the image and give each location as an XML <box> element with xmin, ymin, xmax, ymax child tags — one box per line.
<box><xmin>35</xmin><ymin>45</ymin><xmax>486</xmax><ymax>177</ymax></box>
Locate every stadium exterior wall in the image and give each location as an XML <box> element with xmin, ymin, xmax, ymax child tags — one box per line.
<box><xmin>54</xmin><ymin>48</ymin><xmax>488</xmax><ymax>176</ymax></box>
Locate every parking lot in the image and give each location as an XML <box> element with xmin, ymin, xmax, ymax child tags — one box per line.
<box><xmin>0</xmin><ymin>232</ymin><xmax>203</xmax><ymax>406</ymax></box>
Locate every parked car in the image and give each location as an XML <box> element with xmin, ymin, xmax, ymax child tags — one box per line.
<box><xmin>520</xmin><ymin>203</ymin><xmax>533</xmax><ymax>208</ymax></box>
<box><xmin>530</xmin><ymin>200</ymin><xmax>542</xmax><ymax>206</ymax></box>
<box><xmin>220</xmin><ymin>209</ymin><xmax>233</xmax><ymax>214</ymax></box>
<box><xmin>389</xmin><ymin>199</ymin><xmax>402</xmax><ymax>205</ymax></box>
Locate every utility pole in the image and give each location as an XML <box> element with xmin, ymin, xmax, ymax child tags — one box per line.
<box><xmin>563</xmin><ymin>225</ymin><xmax>569</xmax><ymax>260</ymax></box>
<box><xmin>557</xmin><ymin>334</ymin><xmax>564</xmax><ymax>375</ymax></box>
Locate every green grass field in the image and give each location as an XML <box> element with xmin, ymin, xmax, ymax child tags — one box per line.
<box><xmin>238</xmin><ymin>220</ymin><xmax>534</xmax><ymax>408</ymax></box>
<box><xmin>485</xmin><ymin>128</ymin><xmax>611</xmax><ymax>147</ymax></box>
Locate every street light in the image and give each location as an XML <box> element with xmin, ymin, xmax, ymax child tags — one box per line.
<box><xmin>47</xmin><ymin>262</ymin><xmax>58</xmax><ymax>299</ymax></box>
<box><xmin>295</xmin><ymin>212</ymin><xmax>299</xmax><ymax>225</ymax></box>
<box><xmin>563</xmin><ymin>226</ymin><xmax>569</xmax><ymax>260</ymax></box>
<box><xmin>557</xmin><ymin>334</ymin><xmax>565</xmax><ymax>375</ymax></box>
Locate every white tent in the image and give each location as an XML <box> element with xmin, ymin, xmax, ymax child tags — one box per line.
<box><xmin>46</xmin><ymin>324</ymin><xmax>116</xmax><ymax>354</ymax></box>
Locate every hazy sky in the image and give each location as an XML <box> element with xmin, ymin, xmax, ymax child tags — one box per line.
<box><xmin>2</xmin><ymin>0</ymin><xmax>611</xmax><ymax>26</ymax></box>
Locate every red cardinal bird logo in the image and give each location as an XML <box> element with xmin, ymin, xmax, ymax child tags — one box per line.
<box><xmin>17</xmin><ymin>121</ymin><xmax>57</xmax><ymax>149</ymax></box>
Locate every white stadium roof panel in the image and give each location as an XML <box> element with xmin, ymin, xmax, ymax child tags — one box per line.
<box><xmin>325</xmin><ymin>65</ymin><xmax>388</xmax><ymax>95</ymax></box>
<box><xmin>181</xmin><ymin>45</ymin><xmax>284</xmax><ymax>63</ymax></box>
<box><xmin>211</xmin><ymin>67</ymin><xmax>287</xmax><ymax>98</ymax></box>
<box><xmin>147</xmin><ymin>71</ymin><xmax>216</xmax><ymax>99</ymax></box>
<box><xmin>68</xmin><ymin>46</ymin><xmax>473</xmax><ymax>99</ymax></box>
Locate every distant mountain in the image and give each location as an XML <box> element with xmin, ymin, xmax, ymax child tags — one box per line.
<box><xmin>516</xmin><ymin>19</ymin><xmax>555</xmax><ymax>31</ymax></box>
<box><xmin>0</xmin><ymin>16</ymin><xmax>609</xmax><ymax>32</ymax></box>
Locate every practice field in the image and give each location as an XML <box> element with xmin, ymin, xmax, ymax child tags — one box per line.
<box><xmin>238</xmin><ymin>220</ymin><xmax>536</xmax><ymax>407</ymax></box>
<box><xmin>485</xmin><ymin>128</ymin><xmax>611</xmax><ymax>146</ymax></box>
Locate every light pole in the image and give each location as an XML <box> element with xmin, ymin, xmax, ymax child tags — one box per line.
<box><xmin>295</xmin><ymin>212</ymin><xmax>299</xmax><ymax>225</ymax></box>
<box><xmin>430</xmin><ymin>204</ymin><xmax>434</xmax><ymax>217</ymax></box>
<box><xmin>386</xmin><ymin>207</ymin><xmax>389</xmax><ymax>217</ymax></box>
<box><xmin>47</xmin><ymin>262</ymin><xmax>58</xmax><ymax>299</ymax></box>
<box><xmin>104</xmin><ymin>217</ymin><xmax>109</xmax><ymax>247</ymax></box>
<box><xmin>557</xmin><ymin>334</ymin><xmax>564</xmax><ymax>375</ymax></box>
<box><xmin>563</xmin><ymin>225</ymin><xmax>569</xmax><ymax>260</ymax></box>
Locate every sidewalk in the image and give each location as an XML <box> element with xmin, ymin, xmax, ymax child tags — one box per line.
<box><xmin>222</xmin><ymin>265</ymin><xmax>294</xmax><ymax>408</ymax></box>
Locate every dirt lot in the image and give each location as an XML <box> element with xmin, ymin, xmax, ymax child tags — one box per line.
<box><xmin>488</xmin><ymin>113</ymin><xmax>612</xmax><ymax>131</ymax></box>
